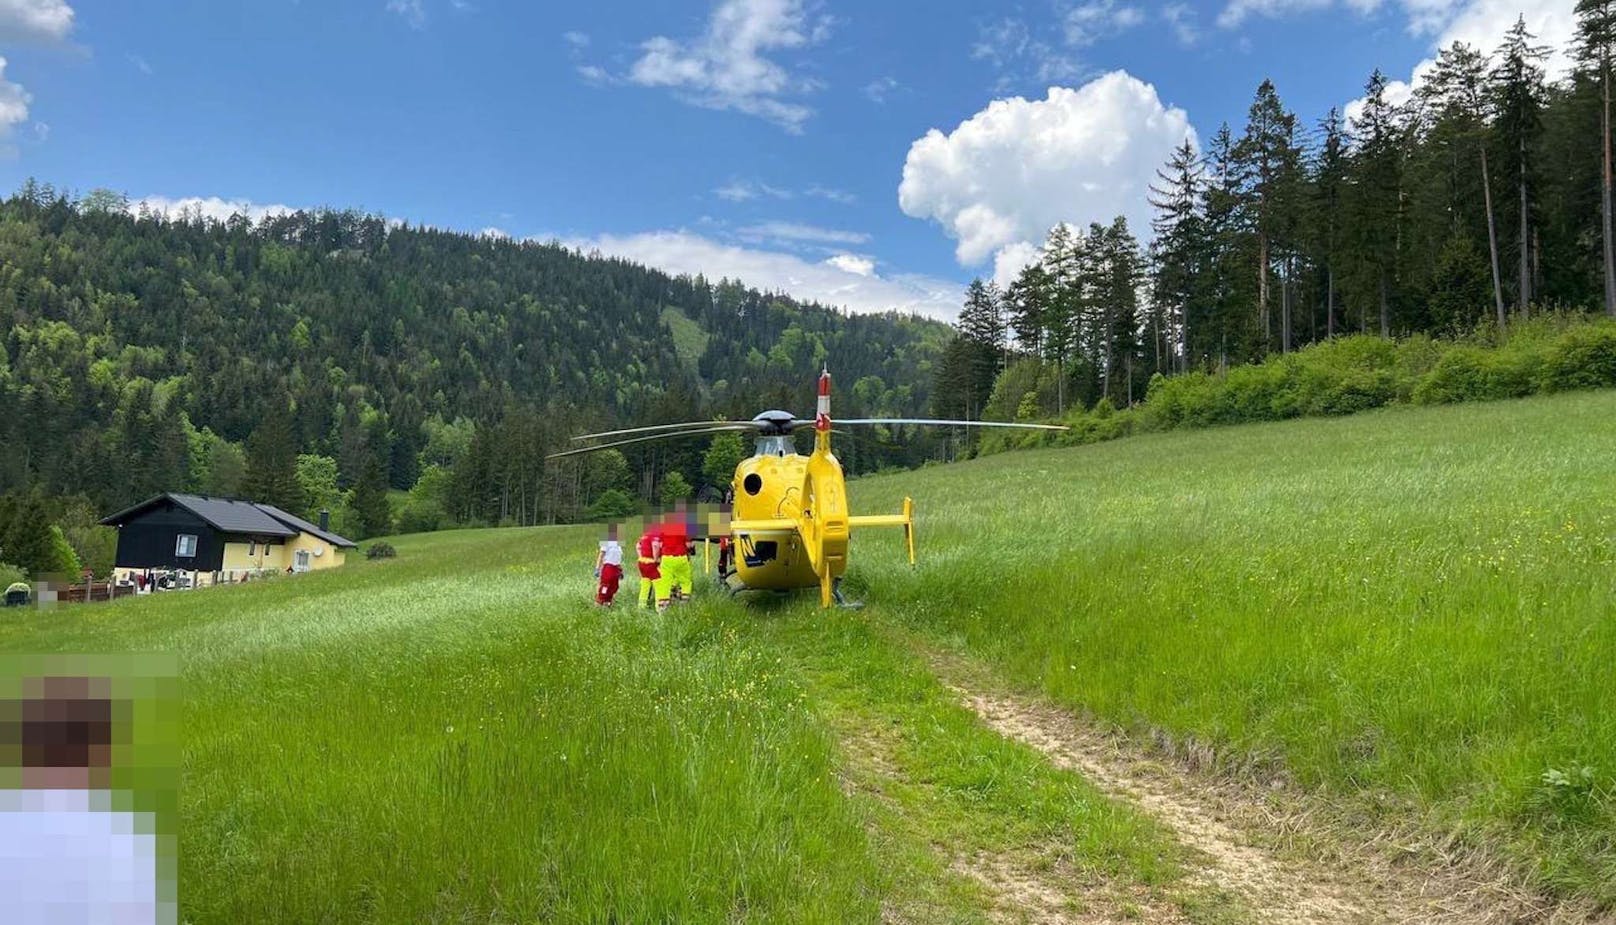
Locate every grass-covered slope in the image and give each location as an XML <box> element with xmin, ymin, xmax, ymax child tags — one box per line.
<box><xmin>851</xmin><ymin>388</ymin><xmax>1616</xmax><ymax>903</ymax></box>
<box><xmin>0</xmin><ymin>529</ymin><xmax>883</xmax><ymax>922</ymax></box>
<box><xmin>5</xmin><ymin>388</ymin><xmax>1615</xmax><ymax>915</ymax></box>
<box><xmin>0</xmin><ymin>526</ymin><xmax>1192</xmax><ymax>922</ymax></box>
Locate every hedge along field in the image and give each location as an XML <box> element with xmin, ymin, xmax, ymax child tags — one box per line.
<box><xmin>0</xmin><ymin>527</ymin><xmax>880</xmax><ymax>923</ymax></box>
<box><xmin>978</xmin><ymin>312</ymin><xmax>1616</xmax><ymax>456</ymax></box>
<box><xmin>850</xmin><ymin>388</ymin><xmax>1616</xmax><ymax>905</ymax></box>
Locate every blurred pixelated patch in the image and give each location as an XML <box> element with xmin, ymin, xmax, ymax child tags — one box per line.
<box><xmin>0</xmin><ymin>652</ymin><xmax>179</xmax><ymax>832</ymax></box>
<box><xmin>602</xmin><ymin>501</ymin><xmax>732</xmax><ymax>541</ymax></box>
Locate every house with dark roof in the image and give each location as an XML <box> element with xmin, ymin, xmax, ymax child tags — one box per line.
<box><xmin>99</xmin><ymin>493</ymin><xmax>358</xmax><ymax>586</ymax></box>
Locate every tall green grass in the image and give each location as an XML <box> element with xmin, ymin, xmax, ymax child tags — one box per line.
<box><xmin>850</xmin><ymin>389</ymin><xmax>1616</xmax><ymax>904</ymax></box>
<box><xmin>0</xmin><ymin>528</ymin><xmax>879</xmax><ymax>922</ymax></box>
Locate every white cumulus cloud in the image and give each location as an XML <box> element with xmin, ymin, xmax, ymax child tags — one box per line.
<box><xmin>898</xmin><ymin>71</ymin><xmax>1193</xmax><ymax>276</ymax></box>
<box><xmin>1344</xmin><ymin>0</ymin><xmax>1576</xmax><ymax>125</ymax></box>
<box><xmin>0</xmin><ymin>57</ymin><xmax>31</xmax><ymax>139</ymax></box>
<box><xmin>824</xmin><ymin>253</ymin><xmax>875</xmax><ymax>276</ymax></box>
<box><xmin>568</xmin><ymin>230</ymin><xmax>962</xmax><ymax>319</ymax></box>
<box><xmin>1433</xmin><ymin>0</ymin><xmax>1575</xmax><ymax>77</ymax></box>
<box><xmin>626</xmin><ymin>0</ymin><xmax>830</xmax><ymax>132</ymax></box>
<box><xmin>0</xmin><ymin>0</ymin><xmax>74</xmax><ymax>43</ymax></box>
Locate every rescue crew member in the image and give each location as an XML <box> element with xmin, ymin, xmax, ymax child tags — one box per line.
<box><xmin>658</xmin><ymin>506</ymin><xmax>694</xmax><ymax>605</ymax></box>
<box><xmin>636</xmin><ymin>521</ymin><xmax>662</xmax><ymax>609</ymax></box>
<box><xmin>594</xmin><ymin>526</ymin><xmax>624</xmax><ymax>606</ymax></box>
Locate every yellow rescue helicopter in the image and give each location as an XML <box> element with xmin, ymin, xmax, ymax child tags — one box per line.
<box><xmin>550</xmin><ymin>369</ymin><xmax>1066</xmax><ymax>607</ymax></box>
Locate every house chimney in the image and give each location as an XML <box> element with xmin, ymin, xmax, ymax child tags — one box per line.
<box><xmin>318</xmin><ymin>509</ymin><xmax>330</xmax><ymax>532</ymax></box>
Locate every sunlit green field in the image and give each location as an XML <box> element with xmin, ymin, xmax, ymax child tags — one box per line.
<box><xmin>4</xmin><ymin>388</ymin><xmax>1615</xmax><ymax>916</ymax></box>
<box><xmin>0</xmin><ymin>523</ymin><xmax>1188</xmax><ymax>921</ymax></box>
<box><xmin>0</xmin><ymin>531</ymin><xmax>888</xmax><ymax>922</ymax></box>
<box><xmin>849</xmin><ymin>388</ymin><xmax>1616</xmax><ymax>903</ymax></box>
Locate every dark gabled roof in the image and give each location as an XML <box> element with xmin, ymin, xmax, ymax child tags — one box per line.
<box><xmin>101</xmin><ymin>493</ymin><xmax>295</xmax><ymax>537</ymax></box>
<box><xmin>254</xmin><ymin>504</ymin><xmax>359</xmax><ymax>549</ymax></box>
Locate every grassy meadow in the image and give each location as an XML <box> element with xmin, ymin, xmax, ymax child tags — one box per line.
<box><xmin>3</xmin><ymin>387</ymin><xmax>1616</xmax><ymax>917</ymax></box>
<box><xmin>0</xmin><ymin>529</ymin><xmax>890</xmax><ymax>922</ymax></box>
<box><xmin>0</xmin><ymin>519</ymin><xmax>1195</xmax><ymax>921</ymax></box>
<box><xmin>849</xmin><ymin>388</ymin><xmax>1616</xmax><ymax>903</ymax></box>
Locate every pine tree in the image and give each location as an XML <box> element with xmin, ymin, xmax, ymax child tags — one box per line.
<box><xmin>0</xmin><ymin>491</ymin><xmax>56</xmax><ymax>576</ymax></box>
<box><xmin>1234</xmin><ymin>80</ymin><xmax>1304</xmax><ymax>353</ymax></box>
<box><xmin>1348</xmin><ymin>71</ymin><xmax>1408</xmax><ymax>337</ymax></box>
<box><xmin>1041</xmin><ymin>224</ymin><xmax>1084</xmax><ymax>412</ymax></box>
<box><xmin>1149</xmin><ymin>138</ymin><xmax>1205</xmax><ymax>371</ymax></box>
<box><xmin>1005</xmin><ymin>261</ymin><xmax>1052</xmax><ymax>356</ymax></box>
<box><xmin>1309</xmin><ymin>109</ymin><xmax>1349</xmax><ymax>337</ymax></box>
<box><xmin>350</xmin><ymin>451</ymin><xmax>392</xmax><ymax>539</ymax></box>
<box><xmin>1576</xmin><ymin>0</ymin><xmax>1616</xmax><ymax>314</ymax></box>
<box><xmin>1098</xmin><ymin>217</ymin><xmax>1146</xmax><ymax>404</ymax></box>
<box><xmin>1420</xmin><ymin>42</ymin><xmax>1507</xmax><ymax>328</ymax></box>
<box><xmin>957</xmin><ymin>278</ymin><xmax>1006</xmax><ymax>413</ymax></box>
<box><xmin>1202</xmin><ymin>123</ymin><xmax>1255</xmax><ymax>364</ymax></box>
<box><xmin>242</xmin><ymin>403</ymin><xmax>305</xmax><ymax>511</ymax></box>
<box><xmin>1493</xmin><ymin>17</ymin><xmax>1549</xmax><ymax>316</ymax></box>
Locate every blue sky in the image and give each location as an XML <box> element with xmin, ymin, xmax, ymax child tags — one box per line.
<box><xmin>0</xmin><ymin>0</ymin><xmax>1577</xmax><ymax>318</ymax></box>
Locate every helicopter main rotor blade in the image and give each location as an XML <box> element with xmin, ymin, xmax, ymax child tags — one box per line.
<box><xmin>834</xmin><ymin>418</ymin><xmax>1070</xmax><ymax>431</ymax></box>
<box><xmin>547</xmin><ymin>424</ymin><xmax>759</xmax><ymax>459</ymax></box>
<box><xmin>570</xmin><ymin>419</ymin><xmax>760</xmax><ymax>442</ymax></box>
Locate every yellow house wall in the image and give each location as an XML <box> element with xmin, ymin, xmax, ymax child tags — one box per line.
<box><xmin>220</xmin><ymin>541</ymin><xmax>291</xmax><ymax>573</ymax></box>
<box><xmin>285</xmin><ymin>532</ymin><xmax>345</xmax><ymax>571</ymax></box>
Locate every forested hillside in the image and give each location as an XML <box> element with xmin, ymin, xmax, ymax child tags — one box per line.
<box><xmin>0</xmin><ymin>184</ymin><xmax>949</xmax><ymax>568</ymax></box>
<box><xmin>933</xmin><ymin>11</ymin><xmax>1616</xmax><ymax>428</ymax></box>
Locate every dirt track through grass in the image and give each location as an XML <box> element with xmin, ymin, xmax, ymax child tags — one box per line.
<box><xmin>926</xmin><ymin>653</ymin><xmax>1601</xmax><ymax>925</ymax></box>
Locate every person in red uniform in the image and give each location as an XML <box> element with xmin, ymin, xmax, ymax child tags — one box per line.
<box><xmin>636</xmin><ymin>521</ymin><xmax>662</xmax><ymax>610</ymax></box>
<box><xmin>594</xmin><ymin>525</ymin><xmax>624</xmax><ymax>606</ymax></box>
<box><xmin>659</xmin><ymin>506</ymin><xmax>693</xmax><ymax>605</ymax></box>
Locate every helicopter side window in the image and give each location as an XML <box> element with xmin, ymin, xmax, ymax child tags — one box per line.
<box><xmin>743</xmin><ymin>473</ymin><xmax>763</xmax><ymax>496</ymax></box>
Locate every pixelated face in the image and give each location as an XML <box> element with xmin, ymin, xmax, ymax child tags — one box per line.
<box><xmin>0</xmin><ymin>675</ymin><xmax>123</xmax><ymax>790</ymax></box>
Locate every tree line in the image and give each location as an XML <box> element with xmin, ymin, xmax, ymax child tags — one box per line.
<box><xmin>936</xmin><ymin>7</ymin><xmax>1616</xmax><ymax>423</ymax></box>
<box><xmin>0</xmin><ymin>188</ymin><xmax>951</xmax><ymax>574</ymax></box>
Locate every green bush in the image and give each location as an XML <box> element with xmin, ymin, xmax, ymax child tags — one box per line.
<box><xmin>365</xmin><ymin>542</ymin><xmax>397</xmax><ymax>560</ymax></box>
<box><xmin>1539</xmin><ymin>325</ymin><xmax>1616</xmax><ymax>392</ymax></box>
<box><xmin>659</xmin><ymin>472</ymin><xmax>693</xmax><ymax>505</ymax></box>
<box><xmin>396</xmin><ymin>499</ymin><xmax>445</xmax><ymax>535</ymax></box>
<box><xmin>0</xmin><ymin>561</ymin><xmax>25</xmax><ymax>591</ymax></box>
<box><xmin>1413</xmin><ymin>346</ymin><xmax>1536</xmax><ymax>404</ymax></box>
<box><xmin>980</xmin><ymin>314</ymin><xmax>1616</xmax><ymax>460</ymax></box>
<box><xmin>48</xmin><ymin>525</ymin><xmax>82</xmax><ymax>576</ymax></box>
<box><xmin>586</xmin><ymin>488</ymin><xmax>639</xmax><ymax>521</ymax></box>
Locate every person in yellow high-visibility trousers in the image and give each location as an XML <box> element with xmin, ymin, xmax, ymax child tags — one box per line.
<box><xmin>635</xmin><ymin>522</ymin><xmax>662</xmax><ymax>610</ymax></box>
<box><xmin>658</xmin><ymin>506</ymin><xmax>693</xmax><ymax>605</ymax></box>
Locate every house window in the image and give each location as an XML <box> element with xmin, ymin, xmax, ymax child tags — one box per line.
<box><xmin>294</xmin><ymin>550</ymin><xmax>311</xmax><ymax>572</ymax></box>
<box><xmin>248</xmin><ymin>540</ymin><xmax>257</xmax><ymax>556</ymax></box>
<box><xmin>175</xmin><ymin>534</ymin><xmax>198</xmax><ymax>558</ymax></box>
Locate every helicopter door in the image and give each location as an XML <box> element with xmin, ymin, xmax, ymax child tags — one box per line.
<box><xmin>740</xmin><ymin>537</ymin><xmax>778</xmax><ymax>567</ymax></box>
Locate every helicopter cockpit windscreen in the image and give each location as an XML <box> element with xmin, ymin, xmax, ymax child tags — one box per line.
<box><xmin>754</xmin><ymin>435</ymin><xmax>796</xmax><ymax>458</ymax></box>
